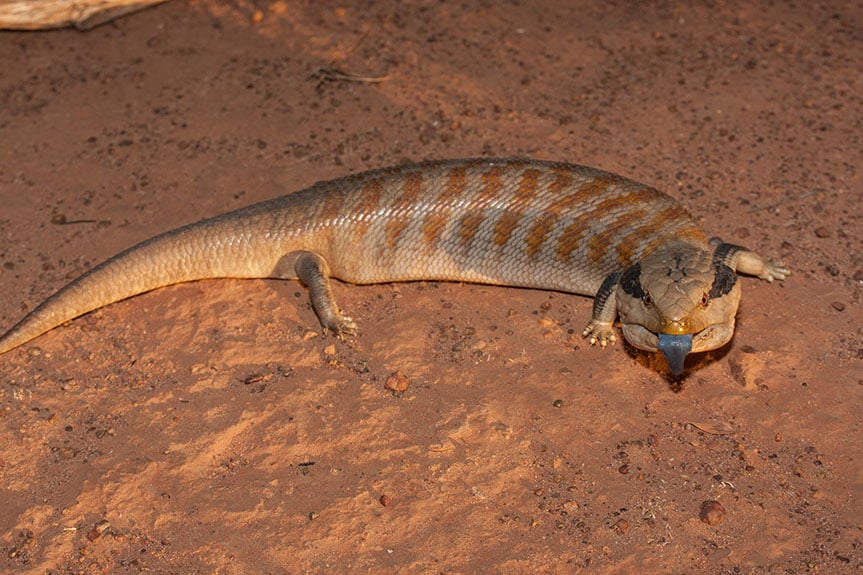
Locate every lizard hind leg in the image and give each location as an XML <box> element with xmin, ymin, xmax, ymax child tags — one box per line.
<box><xmin>290</xmin><ymin>251</ymin><xmax>358</xmax><ymax>338</ymax></box>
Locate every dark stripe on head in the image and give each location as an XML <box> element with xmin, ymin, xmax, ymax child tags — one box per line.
<box><xmin>709</xmin><ymin>242</ymin><xmax>742</xmax><ymax>298</ymax></box>
<box><xmin>620</xmin><ymin>263</ymin><xmax>645</xmax><ymax>299</ymax></box>
<box><xmin>709</xmin><ymin>263</ymin><xmax>737</xmax><ymax>298</ymax></box>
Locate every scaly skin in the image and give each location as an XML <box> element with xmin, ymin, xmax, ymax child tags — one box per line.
<box><xmin>0</xmin><ymin>158</ymin><xmax>789</xmax><ymax>373</ymax></box>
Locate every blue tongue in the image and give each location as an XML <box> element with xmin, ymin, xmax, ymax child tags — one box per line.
<box><xmin>657</xmin><ymin>334</ymin><xmax>693</xmax><ymax>376</ymax></box>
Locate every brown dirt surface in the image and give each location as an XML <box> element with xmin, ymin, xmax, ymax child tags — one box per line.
<box><xmin>0</xmin><ymin>1</ymin><xmax>860</xmax><ymax>573</ymax></box>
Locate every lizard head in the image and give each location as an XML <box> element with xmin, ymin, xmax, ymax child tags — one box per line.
<box><xmin>615</xmin><ymin>242</ymin><xmax>741</xmax><ymax>375</ymax></box>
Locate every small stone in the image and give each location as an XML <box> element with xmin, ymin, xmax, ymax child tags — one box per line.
<box><xmin>384</xmin><ymin>370</ymin><xmax>410</xmax><ymax>393</ymax></box>
<box><xmin>269</xmin><ymin>1</ymin><xmax>288</xmax><ymax>15</ymax></box>
<box><xmin>854</xmin><ymin>269</ymin><xmax>863</xmax><ymax>283</ymax></box>
<box><xmin>552</xmin><ymin>399</ymin><xmax>563</xmax><ymax>408</ymax></box>
<box><xmin>469</xmin><ymin>340</ymin><xmax>487</xmax><ymax>352</ymax></box>
<box><xmin>813</xmin><ymin>226</ymin><xmax>831</xmax><ymax>238</ymax></box>
<box><xmin>243</xmin><ymin>373</ymin><xmax>266</xmax><ymax>385</ymax></box>
<box><xmin>699</xmin><ymin>500</ymin><xmax>726</xmax><ymax>526</ymax></box>
<box><xmin>618</xmin><ymin>464</ymin><xmax>629</xmax><ymax>474</ymax></box>
<box><xmin>60</xmin><ymin>447</ymin><xmax>78</xmax><ymax>459</ymax></box>
<box><xmin>190</xmin><ymin>363</ymin><xmax>208</xmax><ymax>374</ymax></box>
<box><xmin>379</xmin><ymin>494</ymin><xmax>391</xmax><ymax>507</ymax></box>
<box><xmin>611</xmin><ymin>518</ymin><xmax>630</xmax><ymax>535</ymax></box>
<box><xmin>86</xmin><ymin>520</ymin><xmax>110</xmax><ymax>541</ymax></box>
<box><xmin>831</xmin><ymin>301</ymin><xmax>845</xmax><ymax>312</ymax></box>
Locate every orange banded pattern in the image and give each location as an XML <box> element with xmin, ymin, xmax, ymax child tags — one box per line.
<box><xmin>421</xmin><ymin>165</ymin><xmax>467</xmax><ymax>251</ymax></box>
<box><xmin>493</xmin><ymin>168</ymin><xmax>541</xmax><ymax>247</ymax></box>
<box><xmin>457</xmin><ymin>165</ymin><xmax>504</xmax><ymax>249</ymax></box>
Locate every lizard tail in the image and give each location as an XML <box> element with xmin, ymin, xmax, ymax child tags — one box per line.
<box><xmin>0</xmin><ymin>215</ymin><xmax>296</xmax><ymax>356</ymax></box>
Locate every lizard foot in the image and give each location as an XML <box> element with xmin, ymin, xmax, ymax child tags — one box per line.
<box><xmin>760</xmin><ymin>259</ymin><xmax>791</xmax><ymax>282</ymax></box>
<box><xmin>582</xmin><ymin>320</ymin><xmax>616</xmax><ymax>348</ymax></box>
<box><xmin>326</xmin><ymin>315</ymin><xmax>358</xmax><ymax>339</ymax></box>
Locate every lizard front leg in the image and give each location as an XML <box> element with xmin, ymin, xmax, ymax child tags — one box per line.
<box><xmin>711</xmin><ymin>241</ymin><xmax>790</xmax><ymax>281</ymax></box>
<box><xmin>582</xmin><ymin>271</ymin><xmax>623</xmax><ymax>348</ymax></box>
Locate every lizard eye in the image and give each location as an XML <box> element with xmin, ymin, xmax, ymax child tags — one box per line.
<box><xmin>642</xmin><ymin>293</ymin><xmax>653</xmax><ymax>307</ymax></box>
<box><xmin>699</xmin><ymin>293</ymin><xmax>710</xmax><ymax>307</ymax></box>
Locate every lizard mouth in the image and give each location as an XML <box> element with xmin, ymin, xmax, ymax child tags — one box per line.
<box><xmin>621</xmin><ymin>322</ymin><xmax>736</xmax><ymax>375</ymax></box>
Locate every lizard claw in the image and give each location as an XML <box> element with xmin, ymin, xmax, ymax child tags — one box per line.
<box><xmin>326</xmin><ymin>315</ymin><xmax>358</xmax><ymax>339</ymax></box>
<box><xmin>761</xmin><ymin>259</ymin><xmax>791</xmax><ymax>282</ymax></box>
<box><xmin>582</xmin><ymin>320</ymin><xmax>616</xmax><ymax>348</ymax></box>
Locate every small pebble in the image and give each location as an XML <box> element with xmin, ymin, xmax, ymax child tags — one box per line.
<box><xmin>384</xmin><ymin>370</ymin><xmax>410</xmax><ymax>393</ymax></box>
<box><xmin>552</xmin><ymin>399</ymin><xmax>563</xmax><ymax>408</ymax></box>
<box><xmin>379</xmin><ymin>494</ymin><xmax>391</xmax><ymax>507</ymax></box>
<box><xmin>86</xmin><ymin>520</ymin><xmax>110</xmax><ymax>541</ymax></box>
<box><xmin>469</xmin><ymin>340</ymin><xmax>487</xmax><ymax>351</ymax></box>
<box><xmin>611</xmin><ymin>518</ymin><xmax>630</xmax><ymax>535</ymax></box>
<box><xmin>618</xmin><ymin>464</ymin><xmax>629</xmax><ymax>475</ymax></box>
<box><xmin>831</xmin><ymin>301</ymin><xmax>845</xmax><ymax>312</ymax></box>
<box><xmin>814</xmin><ymin>226</ymin><xmax>831</xmax><ymax>238</ymax></box>
<box><xmin>243</xmin><ymin>373</ymin><xmax>265</xmax><ymax>385</ymax></box>
<box><xmin>699</xmin><ymin>500</ymin><xmax>726</xmax><ymax>526</ymax></box>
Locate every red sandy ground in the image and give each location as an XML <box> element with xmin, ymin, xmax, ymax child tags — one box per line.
<box><xmin>0</xmin><ymin>1</ymin><xmax>860</xmax><ymax>573</ymax></box>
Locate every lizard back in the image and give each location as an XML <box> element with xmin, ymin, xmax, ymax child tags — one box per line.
<box><xmin>288</xmin><ymin>158</ymin><xmax>707</xmax><ymax>293</ymax></box>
